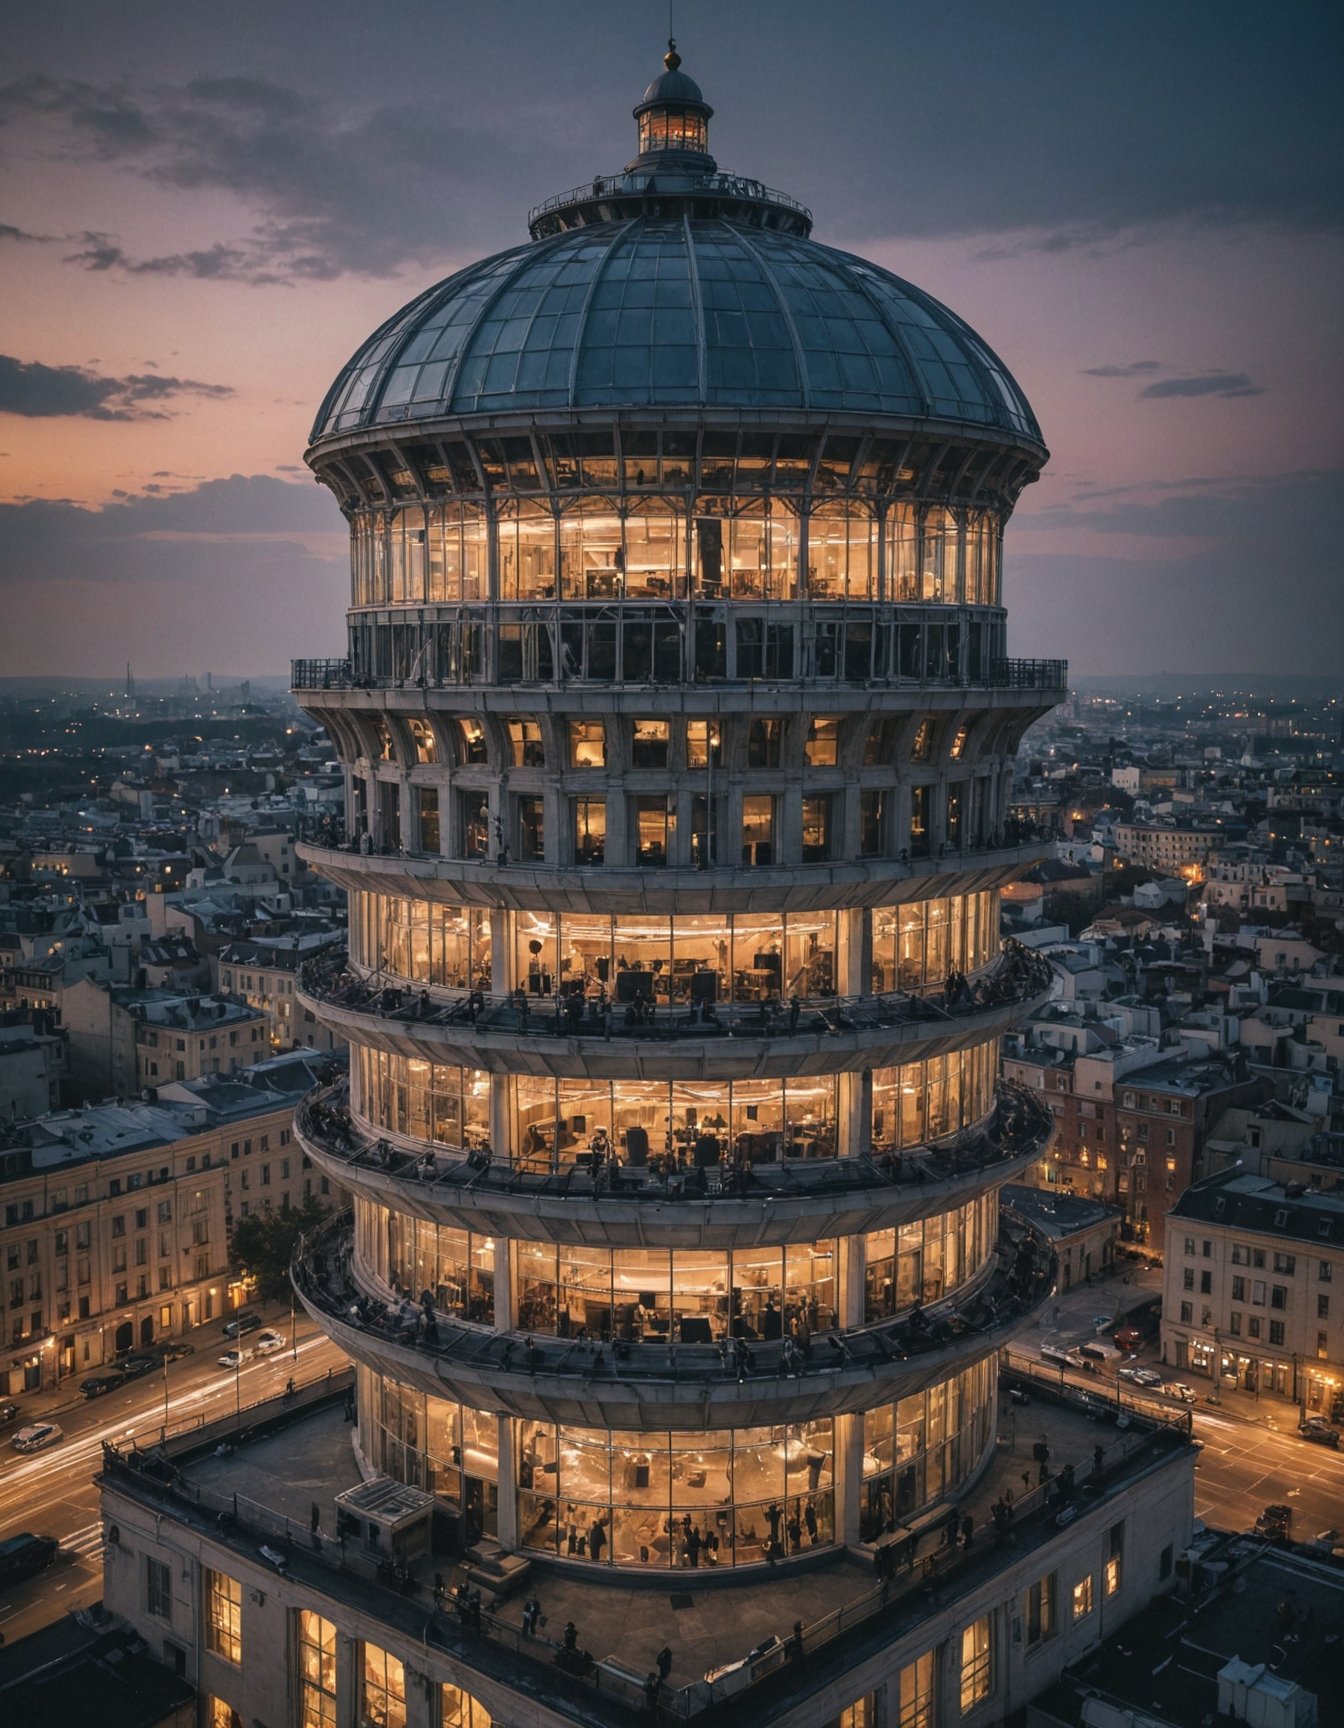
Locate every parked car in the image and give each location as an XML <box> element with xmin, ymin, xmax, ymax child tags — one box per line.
<box><xmin>1041</xmin><ymin>1344</ymin><xmax>1087</xmax><ymax>1369</ymax></box>
<box><xmin>1161</xmin><ymin>1382</ymin><xmax>1197</xmax><ymax>1403</ymax></box>
<box><xmin>0</xmin><ymin>1400</ymin><xmax>20</xmax><ymax>1427</ymax></box>
<box><xmin>11</xmin><ymin>1423</ymin><xmax>63</xmax><ymax>1454</ymax></box>
<box><xmin>1113</xmin><ymin>1327</ymin><xmax>1144</xmax><ymax>1353</ymax></box>
<box><xmin>159</xmin><ymin>1340</ymin><xmax>195</xmax><ymax>1361</ymax></box>
<box><xmin>1255</xmin><ymin>1503</ymin><xmax>1293</xmax><ymax>1542</ymax></box>
<box><xmin>254</xmin><ymin>1330</ymin><xmax>285</xmax><ymax>1356</ymax></box>
<box><xmin>81</xmin><ymin>1372</ymin><xmax>129</xmax><ymax>1399</ymax></box>
<box><xmin>0</xmin><ymin>1532</ymin><xmax>59</xmax><ymax>1585</ymax></box>
<box><xmin>221</xmin><ymin>1312</ymin><xmax>262</xmax><ymax>1338</ymax></box>
<box><xmin>112</xmin><ymin>1354</ymin><xmax>159</xmax><ymax>1382</ymax></box>
<box><xmin>1298</xmin><ymin>1416</ymin><xmax>1341</xmax><ymax>1448</ymax></box>
<box><xmin>1117</xmin><ymin>1366</ymin><xmax>1163</xmax><ymax>1388</ymax></box>
<box><xmin>218</xmin><ymin>1347</ymin><xmax>255</xmax><ymax>1370</ymax></box>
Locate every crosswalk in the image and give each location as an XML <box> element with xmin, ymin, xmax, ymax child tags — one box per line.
<box><xmin>62</xmin><ymin>1521</ymin><xmax>105</xmax><ymax>1565</ymax></box>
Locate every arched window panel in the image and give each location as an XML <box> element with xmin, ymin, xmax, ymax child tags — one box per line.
<box><xmin>497</xmin><ymin>497</ymin><xmax>558</xmax><ymax>601</ymax></box>
<box><xmin>427</xmin><ymin>501</ymin><xmax>488</xmax><ymax>603</ymax></box>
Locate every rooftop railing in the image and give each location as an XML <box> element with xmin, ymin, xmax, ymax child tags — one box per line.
<box><xmin>100</xmin><ymin>1365</ymin><xmax>1190</xmax><ymax>1728</ymax></box>
<box><xmin>527</xmin><ymin>171</ymin><xmax>813</xmax><ymax>233</ymax></box>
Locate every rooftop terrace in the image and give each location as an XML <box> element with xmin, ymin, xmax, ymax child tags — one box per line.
<box><xmin>100</xmin><ymin>1368</ymin><xmax>1194</xmax><ymax>1727</ymax></box>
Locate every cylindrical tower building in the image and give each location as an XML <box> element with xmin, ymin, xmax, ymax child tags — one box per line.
<box><xmin>292</xmin><ymin>47</ymin><xmax>1063</xmax><ymax>1584</ymax></box>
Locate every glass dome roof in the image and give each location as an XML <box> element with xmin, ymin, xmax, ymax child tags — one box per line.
<box><xmin>310</xmin><ymin>216</ymin><xmax>1042</xmax><ymax>448</ymax></box>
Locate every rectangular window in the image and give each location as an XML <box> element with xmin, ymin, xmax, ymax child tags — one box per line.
<box><xmin>1073</xmin><ymin>1575</ymin><xmax>1094</xmax><ymax>1621</ymax></box>
<box><xmin>1248</xmin><ymin>1316</ymin><xmax>1262</xmax><ymax>1339</ymax></box>
<box><xmin>416</xmin><ymin>786</ymin><xmax>440</xmax><ymax>853</ymax></box>
<box><xmin>1179</xmin><ymin>1301</ymin><xmax>1193</xmax><ymax>1323</ymax></box>
<box><xmin>859</xmin><ymin>790</ymin><xmax>887</xmax><ymax>857</ymax></box>
<box><xmin>685</xmin><ymin>720</ymin><xmax>722</xmax><ymax>769</ymax></box>
<box><xmin>298</xmin><ymin>1610</ymin><xmax>337</xmax><ymax>1728</ymax></box>
<box><xmin>1104</xmin><ymin>1523</ymin><xmax>1124</xmax><ymax>1597</ymax></box>
<box><xmin>632</xmin><ymin>795</ymin><xmax>669</xmax><ymax>866</ymax></box>
<box><xmin>1318</xmin><ymin>1294</ymin><xmax>1329</xmax><ymax>1320</ymax></box>
<box><xmin>516</xmin><ymin>795</ymin><xmax>545</xmax><ymax>863</ymax></box>
<box><xmin>631</xmin><ymin>718</ymin><xmax>670</xmax><ymax>768</ymax></box>
<box><xmin>741</xmin><ymin>794</ymin><xmax>775</xmax><ymax>865</ymax></box>
<box><xmin>362</xmin><ymin>1644</ymin><xmax>407</xmax><ymax>1728</ymax></box>
<box><xmin>1273</xmin><ymin>1253</ymin><xmax>1296</xmax><ymax>1275</ymax></box>
<box><xmin>959</xmin><ymin>1616</ymin><xmax>992</xmax><ymax>1713</ymax></box>
<box><xmin>897</xmin><ymin>1651</ymin><xmax>935</xmax><ymax>1728</ymax></box>
<box><xmin>804</xmin><ymin>716</ymin><xmax>841</xmax><ymax>767</ymax></box>
<box><xmin>1269</xmin><ymin>1320</ymin><xmax>1285</xmax><ymax>1346</ymax></box>
<box><xmin>570</xmin><ymin>723</ymin><xmax>609</xmax><ymax>783</ymax></box>
<box><xmin>801</xmin><ymin>795</ymin><xmax>833</xmax><ymax>862</ymax></box>
<box><xmin>146</xmin><ymin>1555</ymin><xmax>172</xmax><ymax>1621</ymax></box>
<box><xmin>1026</xmin><ymin>1573</ymin><xmax>1055</xmax><ymax>1647</ymax></box>
<box><xmin>1232</xmin><ymin>1276</ymin><xmax>1245</xmax><ymax>1301</ymax></box>
<box><xmin>205</xmin><ymin>1569</ymin><xmax>242</xmax><ymax>1664</ymax></box>
<box><xmin>1271</xmin><ymin>1286</ymin><xmax>1287</xmax><ymax>1310</ymax></box>
<box><xmin>572</xmin><ymin>795</ymin><xmax>606</xmax><ymax>866</ymax></box>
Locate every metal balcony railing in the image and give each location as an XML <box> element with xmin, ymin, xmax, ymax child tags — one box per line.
<box><xmin>295</xmin><ymin>1077</ymin><xmax>1055</xmax><ymax>1198</ymax></box>
<box><xmin>296</xmin><ymin>940</ymin><xmax>1056</xmax><ymax>1054</ymax></box>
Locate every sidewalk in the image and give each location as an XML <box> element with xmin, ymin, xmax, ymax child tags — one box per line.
<box><xmin>5</xmin><ymin>1297</ymin><xmax>298</xmax><ymax>1427</ymax></box>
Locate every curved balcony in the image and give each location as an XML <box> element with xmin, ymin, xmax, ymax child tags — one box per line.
<box><xmin>296</xmin><ymin>834</ymin><xmax>1052</xmax><ymax>916</ymax></box>
<box><xmin>293</xmin><ymin>1209</ymin><xmax>1056</xmax><ymax>1430</ymax></box>
<box><xmin>295</xmin><ymin>944</ymin><xmax>1054</xmax><ymax>1081</ymax></box>
<box><xmin>294</xmin><ymin>1080</ymin><xmax>1055</xmax><ymax>1249</ymax></box>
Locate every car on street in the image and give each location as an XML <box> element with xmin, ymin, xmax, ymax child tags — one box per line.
<box><xmin>1041</xmin><ymin>1344</ymin><xmax>1087</xmax><ymax>1369</ymax></box>
<box><xmin>1117</xmin><ymin>1366</ymin><xmax>1163</xmax><ymax>1388</ymax></box>
<box><xmin>0</xmin><ymin>1400</ymin><xmax>20</xmax><ymax>1427</ymax></box>
<box><xmin>218</xmin><ymin>1347</ymin><xmax>255</xmax><ymax>1370</ymax></box>
<box><xmin>1113</xmin><ymin>1327</ymin><xmax>1144</xmax><ymax>1353</ymax></box>
<box><xmin>1298</xmin><ymin>1416</ymin><xmax>1341</xmax><ymax>1448</ymax></box>
<box><xmin>80</xmin><ymin>1371</ymin><xmax>129</xmax><ymax>1399</ymax></box>
<box><xmin>11</xmin><ymin>1423</ymin><xmax>63</xmax><ymax>1454</ymax></box>
<box><xmin>222</xmin><ymin>1312</ymin><xmax>262</xmax><ymax>1338</ymax></box>
<box><xmin>0</xmin><ymin>1532</ymin><xmax>60</xmax><ymax>1585</ymax></box>
<box><xmin>111</xmin><ymin>1354</ymin><xmax>160</xmax><ymax>1382</ymax></box>
<box><xmin>159</xmin><ymin>1340</ymin><xmax>195</xmax><ymax>1360</ymax></box>
<box><xmin>1160</xmin><ymin>1382</ymin><xmax>1197</xmax><ymax>1403</ymax></box>
<box><xmin>254</xmin><ymin>1330</ymin><xmax>285</xmax><ymax>1356</ymax></box>
<box><xmin>1255</xmin><ymin>1503</ymin><xmax>1293</xmax><ymax>1542</ymax></box>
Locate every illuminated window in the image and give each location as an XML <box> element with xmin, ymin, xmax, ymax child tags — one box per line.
<box><xmin>452</xmin><ymin>719</ymin><xmax>488</xmax><ymax>765</ymax></box>
<box><xmin>506</xmin><ymin>719</ymin><xmax>545</xmax><ymax>768</ymax></box>
<box><xmin>959</xmin><ymin>1616</ymin><xmax>992</xmax><ymax>1712</ymax></box>
<box><xmin>441</xmin><ymin>1682</ymin><xmax>494</xmax><ymax>1728</ymax></box>
<box><xmin>207</xmin><ymin>1700</ymin><xmax>243</xmax><ymax>1728</ymax></box>
<box><xmin>407</xmin><ymin>719</ymin><xmax>437</xmax><ymax>764</ymax></box>
<box><xmin>204</xmin><ymin>1568</ymin><xmax>241</xmax><ymax>1664</ymax></box>
<box><xmin>837</xmin><ymin>1694</ymin><xmax>878</xmax><ymax>1728</ymax></box>
<box><xmin>686</xmin><ymin>720</ymin><xmax>722</xmax><ymax>769</ymax></box>
<box><xmin>298</xmin><ymin>1610</ymin><xmax>337</xmax><ymax>1728</ymax></box>
<box><xmin>362</xmin><ymin>1644</ymin><xmax>406</xmax><ymax>1728</ymax></box>
<box><xmin>897</xmin><ymin>1652</ymin><xmax>934</xmax><ymax>1727</ymax></box>
<box><xmin>569</xmin><ymin>720</ymin><xmax>605</xmax><ymax>768</ymax></box>
<box><xmin>805</xmin><ymin>717</ymin><xmax>841</xmax><ymax>767</ymax></box>
<box><xmin>374</xmin><ymin>721</ymin><xmax>394</xmax><ymax>762</ymax></box>
<box><xmin>949</xmin><ymin>726</ymin><xmax>970</xmax><ymax>760</ymax></box>
<box><xmin>1105</xmin><ymin>1522</ymin><xmax>1124</xmax><ymax>1597</ymax></box>
<box><xmin>573</xmin><ymin>796</ymin><xmax>606</xmax><ymax>866</ymax></box>
<box><xmin>1073</xmin><ymin>1575</ymin><xmax>1094</xmax><ymax>1621</ymax></box>
<box><xmin>911</xmin><ymin>718</ymin><xmax>934</xmax><ymax>762</ymax></box>
<box><xmin>802</xmin><ymin>795</ymin><xmax>833</xmax><ymax>862</ymax></box>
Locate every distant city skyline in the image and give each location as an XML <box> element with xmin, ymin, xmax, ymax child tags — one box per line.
<box><xmin>1</xmin><ymin>0</ymin><xmax>1341</xmax><ymax>677</ymax></box>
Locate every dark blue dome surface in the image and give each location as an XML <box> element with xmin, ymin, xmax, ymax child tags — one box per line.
<box><xmin>311</xmin><ymin>218</ymin><xmax>1042</xmax><ymax>446</ymax></box>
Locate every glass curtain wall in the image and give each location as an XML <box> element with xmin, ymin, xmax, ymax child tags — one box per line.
<box><xmin>353</xmin><ymin>1197</ymin><xmax>496</xmax><ymax>1323</ymax></box>
<box><xmin>514</xmin><ymin>1241</ymin><xmax>837</xmax><ymax>1340</ymax></box>
<box><xmin>348</xmin><ymin>498</ymin><xmax>1000</xmax><ymax>609</ymax></box>
<box><xmin>859</xmin><ymin>1358</ymin><xmax>997</xmax><ymax>1537</ymax></box>
<box><xmin>862</xmin><ymin>1194</ymin><xmax>998</xmax><ymax>1321</ymax></box>
<box><xmin>870</xmin><ymin>1041</ymin><xmax>999</xmax><ymax>1151</ymax></box>
<box><xmin>869</xmin><ymin>893</ymin><xmax>998</xmax><ymax>994</ymax></box>
<box><xmin>517</xmin><ymin>1418</ymin><xmax>835</xmax><ymax>1570</ymax></box>
<box><xmin>354</xmin><ymin>1047</ymin><xmax>491</xmax><ymax>1149</ymax></box>
<box><xmin>350</xmin><ymin>890</ymin><xmax>492</xmax><ymax>989</ymax></box>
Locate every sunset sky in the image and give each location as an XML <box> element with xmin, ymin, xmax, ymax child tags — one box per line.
<box><xmin>2</xmin><ymin>1</ymin><xmax>1340</xmax><ymax>679</ymax></box>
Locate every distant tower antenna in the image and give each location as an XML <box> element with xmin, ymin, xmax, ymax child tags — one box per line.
<box><xmin>125</xmin><ymin>660</ymin><xmax>135</xmax><ymax>700</ymax></box>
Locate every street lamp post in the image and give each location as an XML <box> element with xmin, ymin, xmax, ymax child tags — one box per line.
<box><xmin>290</xmin><ymin>1289</ymin><xmax>298</xmax><ymax>1363</ymax></box>
<box><xmin>234</xmin><ymin>1350</ymin><xmax>243</xmax><ymax>1432</ymax></box>
<box><xmin>162</xmin><ymin>1354</ymin><xmax>169</xmax><ymax>1440</ymax></box>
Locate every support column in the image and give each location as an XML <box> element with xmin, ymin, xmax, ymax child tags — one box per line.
<box><xmin>493</xmin><ymin>1237</ymin><xmax>514</xmax><ymax>1332</ymax></box>
<box><xmin>835</xmin><ymin>1408</ymin><xmax>864</xmax><ymax>1547</ymax></box>
<box><xmin>837</xmin><ymin>1232</ymin><xmax>866</xmax><ymax>1330</ymax></box>
<box><xmin>496</xmin><ymin>1416</ymin><xmax>518</xmax><ymax>1548</ymax></box>
<box><xmin>335</xmin><ymin>1631</ymin><xmax>360</xmax><ymax>1728</ymax></box>
<box><xmin>838</xmin><ymin>906</ymin><xmax>870</xmax><ymax>998</ymax></box>
<box><xmin>489</xmin><ymin>1075</ymin><xmax>509</xmax><ymax>1164</ymax></box>
<box><xmin>489</xmin><ymin>909</ymin><xmax>510</xmax><ymax>995</ymax></box>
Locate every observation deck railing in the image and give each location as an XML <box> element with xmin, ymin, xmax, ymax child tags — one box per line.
<box><xmin>291</xmin><ymin>651</ymin><xmax>1067</xmax><ymax>696</ymax></box>
<box><xmin>527</xmin><ymin>170</ymin><xmax>813</xmax><ymax>235</ymax></box>
<box><xmin>296</xmin><ymin>939</ymin><xmax>1055</xmax><ymax>1055</ymax></box>
<box><xmin>295</xmin><ymin>1076</ymin><xmax>1054</xmax><ymax>1198</ymax></box>
<box><xmin>292</xmin><ymin>1207</ymin><xmax>1057</xmax><ymax>1396</ymax></box>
